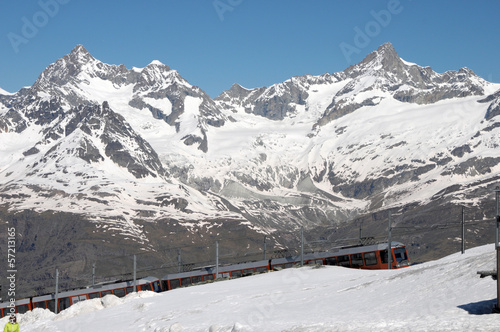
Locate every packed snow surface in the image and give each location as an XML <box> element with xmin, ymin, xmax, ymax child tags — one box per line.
<box><xmin>6</xmin><ymin>244</ymin><xmax>500</xmax><ymax>331</ymax></box>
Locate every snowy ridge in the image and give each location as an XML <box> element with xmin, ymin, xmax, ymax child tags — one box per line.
<box><xmin>0</xmin><ymin>87</ymin><xmax>13</xmax><ymax>95</ymax></box>
<box><xmin>8</xmin><ymin>244</ymin><xmax>500</xmax><ymax>331</ymax></box>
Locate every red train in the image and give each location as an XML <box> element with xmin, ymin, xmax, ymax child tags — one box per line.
<box><xmin>0</xmin><ymin>276</ymin><xmax>161</xmax><ymax>317</ymax></box>
<box><xmin>161</xmin><ymin>242</ymin><xmax>410</xmax><ymax>290</ymax></box>
<box><xmin>0</xmin><ymin>242</ymin><xmax>409</xmax><ymax>317</ymax></box>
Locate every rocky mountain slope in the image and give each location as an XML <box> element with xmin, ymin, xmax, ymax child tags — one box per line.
<box><xmin>1</xmin><ymin>43</ymin><xmax>500</xmax><ymax>295</ymax></box>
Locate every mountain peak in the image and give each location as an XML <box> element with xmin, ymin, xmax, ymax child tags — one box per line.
<box><xmin>376</xmin><ymin>42</ymin><xmax>397</xmax><ymax>55</ymax></box>
<box><xmin>71</xmin><ymin>44</ymin><xmax>89</xmax><ymax>54</ymax></box>
<box><xmin>229</xmin><ymin>83</ymin><xmax>250</xmax><ymax>92</ymax></box>
<box><xmin>142</xmin><ymin>59</ymin><xmax>171</xmax><ymax>73</ymax></box>
<box><xmin>148</xmin><ymin>60</ymin><xmax>165</xmax><ymax>66</ymax></box>
<box><xmin>67</xmin><ymin>44</ymin><xmax>95</xmax><ymax>64</ymax></box>
<box><xmin>343</xmin><ymin>42</ymin><xmax>408</xmax><ymax>79</ymax></box>
<box><xmin>361</xmin><ymin>42</ymin><xmax>401</xmax><ymax>71</ymax></box>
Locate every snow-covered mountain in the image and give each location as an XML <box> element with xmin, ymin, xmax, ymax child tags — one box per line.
<box><xmin>214</xmin><ymin>43</ymin><xmax>500</xmax><ymax>210</ymax></box>
<box><xmin>1</xmin><ymin>43</ymin><xmax>500</xmax><ymax>279</ymax></box>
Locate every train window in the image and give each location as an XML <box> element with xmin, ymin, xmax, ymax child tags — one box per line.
<box><xmin>338</xmin><ymin>255</ymin><xmax>350</xmax><ymax>267</ymax></box>
<box><xmin>256</xmin><ymin>267</ymin><xmax>267</xmax><ymax>273</ymax></box>
<box><xmin>58</xmin><ymin>297</ymin><xmax>71</xmax><ymax>312</ymax></box>
<box><xmin>113</xmin><ymin>288</ymin><xmax>126</xmax><ymax>298</ymax></box>
<box><xmin>243</xmin><ymin>268</ymin><xmax>254</xmax><ymax>275</ymax></box>
<box><xmin>16</xmin><ymin>305</ymin><xmax>29</xmax><ymax>314</ymax></box>
<box><xmin>47</xmin><ymin>300</ymin><xmax>55</xmax><ymax>313</ymax></box>
<box><xmin>170</xmin><ymin>279</ymin><xmax>181</xmax><ymax>290</ymax></box>
<box><xmin>34</xmin><ymin>301</ymin><xmax>47</xmax><ymax>309</ymax></box>
<box><xmin>181</xmin><ymin>278</ymin><xmax>191</xmax><ymax>287</ymax></box>
<box><xmin>126</xmin><ymin>286</ymin><xmax>134</xmax><ymax>294</ymax></box>
<box><xmin>381</xmin><ymin>250</ymin><xmax>388</xmax><ymax>264</ymax></box>
<box><xmin>350</xmin><ymin>254</ymin><xmax>364</xmax><ymax>267</ymax></box>
<box><xmin>325</xmin><ymin>257</ymin><xmax>337</xmax><ymax>265</ymax></box>
<box><xmin>71</xmin><ymin>295</ymin><xmax>87</xmax><ymax>304</ymax></box>
<box><xmin>364</xmin><ymin>252</ymin><xmax>378</xmax><ymax>265</ymax></box>
<box><xmin>141</xmin><ymin>283</ymin><xmax>152</xmax><ymax>291</ymax></box>
<box><xmin>88</xmin><ymin>292</ymin><xmax>100</xmax><ymax>299</ymax></box>
<box><xmin>307</xmin><ymin>260</ymin><xmax>315</xmax><ymax>265</ymax></box>
<box><xmin>204</xmin><ymin>274</ymin><xmax>214</xmax><ymax>281</ymax></box>
<box><xmin>101</xmin><ymin>290</ymin><xmax>112</xmax><ymax>297</ymax></box>
<box><xmin>394</xmin><ymin>248</ymin><xmax>408</xmax><ymax>262</ymax></box>
<box><xmin>284</xmin><ymin>263</ymin><xmax>294</xmax><ymax>268</ymax></box>
<box><xmin>232</xmin><ymin>270</ymin><xmax>243</xmax><ymax>278</ymax></box>
<box><xmin>192</xmin><ymin>276</ymin><xmax>202</xmax><ymax>284</ymax></box>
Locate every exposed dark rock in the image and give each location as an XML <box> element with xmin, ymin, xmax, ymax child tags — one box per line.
<box><xmin>482</xmin><ymin>122</ymin><xmax>500</xmax><ymax>132</ymax></box>
<box><xmin>451</xmin><ymin>144</ymin><xmax>472</xmax><ymax>158</ymax></box>
<box><xmin>0</xmin><ymin>109</ymin><xmax>27</xmax><ymax>133</ymax></box>
<box><xmin>76</xmin><ymin>137</ymin><xmax>104</xmax><ymax>163</ymax></box>
<box><xmin>479</xmin><ymin>89</ymin><xmax>500</xmax><ymax>120</ymax></box>
<box><xmin>23</xmin><ymin>147</ymin><xmax>40</xmax><ymax>156</ymax></box>
<box><xmin>430</xmin><ymin>155</ymin><xmax>453</xmax><ymax>166</ymax></box>
<box><xmin>330</xmin><ymin>164</ymin><xmax>436</xmax><ymax>199</ymax></box>
<box><xmin>442</xmin><ymin>157</ymin><xmax>500</xmax><ymax>176</ymax></box>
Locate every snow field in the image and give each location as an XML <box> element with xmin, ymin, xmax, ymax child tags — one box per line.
<box><xmin>7</xmin><ymin>244</ymin><xmax>500</xmax><ymax>331</ymax></box>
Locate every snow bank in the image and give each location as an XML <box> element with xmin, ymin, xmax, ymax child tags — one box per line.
<box><xmin>15</xmin><ymin>245</ymin><xmax>500</xmax><ymax>331</ymax></box>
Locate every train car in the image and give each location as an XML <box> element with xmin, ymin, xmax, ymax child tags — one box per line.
<box><xmin>161</xmin><ymin>259</ymin><xmax>270</xmax><ymax>291</ymax></box>
<box><xmin>0</xmin><ymin>298</ymin><xmax>31</xmax><ymax>317</ymax></box>
<box><xmin>0</xmin><ymin>276</ymin><xmax>161</xmax><ymax>317</ymax></box>
<box><xmin>218</xmin><ymin>260</ymin><xmax>270</xmax><ymax>279</ymax></box>
<box><xmin>321</xmin><ymin>242</ymin><xmax>410</xmax><ymax>269</ymax></box>
<box><xmin>161</xmin><ymin>267</ymin><xmax>216</xmax><ymax>291</ymax></box>
<box><xmin>270</xmin><ymin>242</ymin><xmax>410</xmax><ymax>270</ymax></box>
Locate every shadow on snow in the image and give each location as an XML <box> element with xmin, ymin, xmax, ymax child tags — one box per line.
<box><xmin>458</xmin><ymin>299</ymin><xmax>497</xmax><ymax>315</ymax></box>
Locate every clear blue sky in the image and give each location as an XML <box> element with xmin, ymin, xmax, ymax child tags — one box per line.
<box><xmin>0</xmin><ymin>0</ymin><xmax>499</xmax><ymax>97</ymax></box>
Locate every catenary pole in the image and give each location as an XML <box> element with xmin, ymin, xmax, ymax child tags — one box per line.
<box><xmin>462</xmin><ymin>206</ymin><xmax>465</xmax><ymax>254</ymax></box>
<box><xmin>177</xmin><ymin>249</ymin><xmax>182</xmax><ymax>273</ymax></box>
<box><xmin>388</xmin><ymin>211</ymin><xmax>392</xmax><ymax>270</ymax></box>
<box><xmin>216</xmin><ymin>241</ymin><xmax>219</xmax><ymax>279</ymax></box>
<box><xmin>133</xmin><ymin>255</ymin><xmax>137</xmax><ymax>292</ymax></box>
<box><xmin>55</xmin><ymin>269</ymin><xmax>59</xmax><ymax>314</ymax></box>
<box><xmin>495</xmin><ymin>187</ymin><xmax>500</xmax><ymax>311</ymax></box>
<box><xmin>92</xmin><ymin>263</ymin><xmax>95</xmax><ymax>286</ymax></box>
<box><xmin>301</xmin><ymin>226</ymin><xmax>304</xmax><ymax>267</ymax></box>
<box><xmin>497</xmin><ymin>187</ymin><xmax>500</xmax><ymax>249</ymax></box>
<box><xmin>359</xmin><ymin>221</ymin><xmax>363</xmax><ymax>244</ymax></box>
<box><xmin>264</xmin><ymin>235</ymin><xmax>267</xmax><ymax>261</ymax></box>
